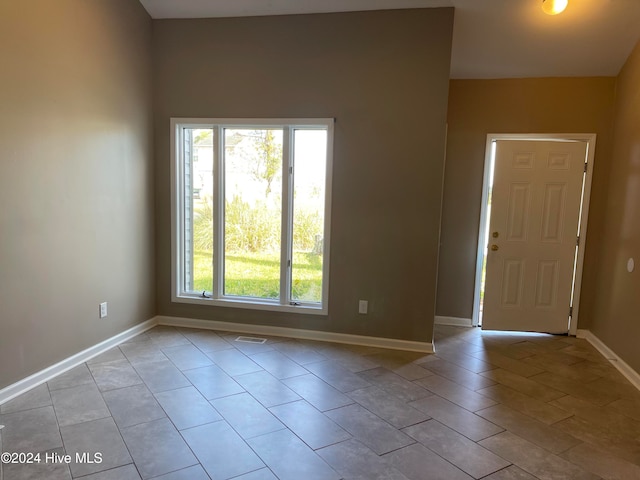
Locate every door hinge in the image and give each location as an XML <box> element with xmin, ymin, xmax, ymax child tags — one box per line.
<box><xmin>584</xmin><ymin>162</ymin><xmax>588</xmax><ymax>173</ymax></box>
<box><xmin>569</xmin><ymin>306</ymin><xmax>573</xmax><ymax>317</ymax></box>
<box><xmin>576</xmin><ymin>235</ymin><xmax>580</xmax><ymax>246</ymax></box>
<box><xmin>289</xmin><ymin>166</ymin><xmax>293</xmax><ymax>174</ymax></box>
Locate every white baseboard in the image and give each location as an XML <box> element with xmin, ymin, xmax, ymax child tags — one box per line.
<box><xmin>0</xmin><ymin>318</ymin><xmax>157</xmax><ymax>406</ymax></box>
<box><xmin>0</xmin><ymin>315</ymin><xmax>434</xmax><ymax>406</ymax></box>
<box><xmin>576</xmin><ymin>329</ymin><xmax>640</xmax><ymax>392</ymax></box>
<box><xmin>157</xmin><ymin>315</ymin><xmax>434</xmax><ymax>354</ymax></box>
<box><xmin>435</xmin><ymin>316</ymin><xmax>473</xmax><ymax>327</ymax></box>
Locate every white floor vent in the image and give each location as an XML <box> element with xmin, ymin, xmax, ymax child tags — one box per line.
<box><xmin>234</xmin><ymin>336</ymin><xmax>267</xmax><ymax>344</ymax></box>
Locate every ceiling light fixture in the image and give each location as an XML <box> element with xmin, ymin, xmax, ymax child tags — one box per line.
<box><xmin>542</xmin><ymin>0</ymin><xmax>568</xmax><ymax>15</ymax></box>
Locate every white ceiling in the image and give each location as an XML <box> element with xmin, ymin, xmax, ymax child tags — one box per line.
<box><xmin>138</xmin><ymin>0</ymin><xmax>640</xmax><ymax>78</ymax></box>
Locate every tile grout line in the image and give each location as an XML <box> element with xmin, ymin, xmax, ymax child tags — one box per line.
<box><xmin>6</xmin><ymin>325</ymin><xmax>640</xmax><ymax>479</ymax></box>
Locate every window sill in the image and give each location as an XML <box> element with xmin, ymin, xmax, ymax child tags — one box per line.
<box><xmin>172</xmin><ymin>294</ymin><xmax>328</xmax><ymax>316</ymax></box>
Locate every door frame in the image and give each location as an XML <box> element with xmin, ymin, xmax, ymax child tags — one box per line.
<box><xmin>472</xmin><ymin>133</ymin><xmax>597</xmax><ymax>335</ymax></box>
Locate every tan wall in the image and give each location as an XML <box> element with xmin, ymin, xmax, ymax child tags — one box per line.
<box><xmin>590</xmin><ymin>41</ymin><xmax>640</xmax><ymax>372</ymax></box>
<box><xmin>0</xmin><ymin>0</ymin><xmax>154</xmax><ymax>389</ymax></box>
<box><xmin>153</xmin><ymin>9</ymin><xmax>454</xmax><ymax>343</ymax></box>
<box><xmin>438</xmin><ymin>78</ymin><xmax>616</xmax><ymax>323</ymax></box>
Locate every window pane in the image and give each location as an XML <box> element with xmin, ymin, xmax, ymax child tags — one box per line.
<box><xmin>291</xmin><ymin>129</ymin><xmax>327</xmax><ymax>303</ymax></box>
<box><xmin>224</xmin><ymin>128</ymin><xmax>283</xmax><ymax>299</ymax></box>
<box><xmin>183</xmin><ymin>128</ymin><xmax>214</xmax><ymax>294</ymax></box>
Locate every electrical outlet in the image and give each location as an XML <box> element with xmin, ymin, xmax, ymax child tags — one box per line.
<box><xmin>358</xmin><ymin>300</ymin><xmax>368</xmax><ymax>314</ymax></box>
<box><xmin>99</xmin><ymin>302</ymin><xmax>108</xmax><ymax>318</ymax></box>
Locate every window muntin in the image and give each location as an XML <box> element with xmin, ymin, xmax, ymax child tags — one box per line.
<box><xmin>171</xmin><ymin>118</ymin><xmax>332</xmax><ymax>314</ymax></box>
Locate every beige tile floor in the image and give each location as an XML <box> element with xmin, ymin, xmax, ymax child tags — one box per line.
<box><xmin>1</xmin><ymin>324</ymin><xmax>639</xmax><ymax>479</ymax></box>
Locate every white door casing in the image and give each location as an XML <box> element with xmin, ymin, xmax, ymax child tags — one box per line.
<box><xmin>482</xmin><ymin>139</ymin><xmax>588</xmax><ymax>333</ymax></box>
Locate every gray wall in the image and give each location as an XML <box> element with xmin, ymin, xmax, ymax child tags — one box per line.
<box><xmin>0</xmin><ymin>0</ymin><xmax>155</xmax><ymax>390</ymax></box>
<box><xmin>153</xmin><ymin>9</ymin><xmax>454</xmax><ymax>343</ymax></box>
<box><xmin>590</xmin><ymin>40</ymin><xmax>640</xmax><ymax>372</ymax></box>
<box><xmin>437</xmin><ymin>77</ymin><xmax>616</xmax><ymax>324</ymax></box>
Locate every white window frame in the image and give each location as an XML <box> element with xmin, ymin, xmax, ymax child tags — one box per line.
<box><xmin>170</xmin><ymin>118</ymin><xmax>333</xmax><ymax>315</ymax></box>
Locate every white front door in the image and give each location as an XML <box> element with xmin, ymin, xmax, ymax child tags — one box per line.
<box><xmin>482</xmin><ymin>140</ymin><xmax>587</xmax><ymax>333</ymax></box>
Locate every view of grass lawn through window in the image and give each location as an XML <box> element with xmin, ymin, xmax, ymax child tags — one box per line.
<box><xmin>192</xmin><ymin>250</ymin><xmax>323</xmax><ymax>300</ymax></box>
<box><xmin>183</xmin><ymin>124</ymin><xmax>328</xmax><ymax>305</ymax></box>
